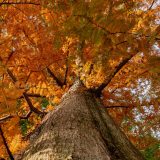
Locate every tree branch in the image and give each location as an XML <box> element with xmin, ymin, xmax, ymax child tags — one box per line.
<box><xmin>0</xmin><ymin>1</ymin><xmax>40</xmax><ymax>6</ymax></box>
<box><xmin>94</xmin><ymin>55</ymin><xmax>135</xmax><ymax>96</ymax></box>
<box><xmin>22</xmin><ymin>29</ymin><xmax>37</xmax><ymax>47</ymax></box>
<box><xmin>46</xmin><ymin>67</ymin><xmax>64</xmax><ymax>87</ymax></box>
<box><xmin>18</xmin><ymin>110</ymin><xmax>32</xmax><ymax>119</ymax></box>
<box><xmin>24</xmin><ymin>71</ymin><xmax>31</xmax><ymax>84</ymax></box>
<box><xmin>75</xmin><ymin>14</ymin><xmax>160</xmax><ymax>41</ymax></box>
<box><xmin>0</xmin><ymin>125</ymin><xmax>14</xmax><ymax>160</ymax></box>
<box><xmin>0</xmin><ymin>115</ymin><xmax>13</xmax><ymax>123</ymax></box>
<box><xmin>6</xmin><ymin>50</ymin><xmax>15</xmax><ymax>65</ymax></box>
<box><xmin>109</xmin><ymin>69</ymin><xmax>148</xmax><ymax>94</ymax></box>
<box><xmin>6</xmin><ymin>68</ymin><xmax>17</xmax><ymax>83</ymax></box>
<box><xmin>104</xmin><ymin>106</ymin><xmax>129</xmax><ymax>109</ymax></box>
<box><xmin>88</xmin><ymin>63</ymin><xmax>94</xmax><ymax>75</ymax></box>
<box><xmin>6</xmin><ymin>67</ymin><xmax>46</xmax><ymax>115</ymax></box>
<box><xmin>63</xmin><ymin>65</ymin><xmax>68</xmax><ymax>85</ymax></box>
<box><xmin>23</xmin><ymin>93</ymin><xmax>46</xmax><ymax>115</ymax></box>
<box><xmin>74</xmin><ymin>14</ymin><xmax>110</xmax><ymax>34</ymax></box>
<box><xmin>19</xmin><ymin>93</ymin><xmax>46</xmax><ymax>99</ymax></box>
<box><xmin>148</xmin><ymin>0</ymin><xmax>156</xmax><ymax>10</ymax></box>
<box><xmin>63</xmin><ymin>52</ymin><xmax>69</xmax><ymax>85</ymax></box>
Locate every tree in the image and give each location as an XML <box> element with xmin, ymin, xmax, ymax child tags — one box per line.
<box><xmin>0</xmin><ymin>0</ymin><xmax>159</xmax><ymax>159</ymax></box>
<box><xmin>21</xmin><ymin>80</ymin><xmax>144</xmax><ymax>160</ymax></box>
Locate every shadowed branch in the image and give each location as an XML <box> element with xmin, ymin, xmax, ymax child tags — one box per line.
<box><xmin>63</xmin><ymin>65</ymin><xmax>69</xmax><ymax>85</ymax></box>
<box><xmin>63</xmin><ymin>52</ymin><xmax>70</xmax><ymax>85</ymax></box>
<box><xmin>6</xmin><ymin>69</ymin><xmax>17</xmax><ymax>83</ymax></box>
<box><xmin>23</xmin><ymin>93</ymin><xmax>46</xmax><ymax>115</ymax></box>
<box><xmin>0</xmin><ymin>125</ymin><xmax>14</xmax><ymax>160</ymax></box>
<box><xmin>46</xmin><ymin>67</ymin><xmax>64</xmax><ymax>87</ymax></box>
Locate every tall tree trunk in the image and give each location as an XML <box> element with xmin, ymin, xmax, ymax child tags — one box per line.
<box><xmin>21</xmin><ymin>81</ymin><xmax>145</xmax><ymax>160</ymax></box>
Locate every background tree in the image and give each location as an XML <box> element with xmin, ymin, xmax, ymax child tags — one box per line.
<box><xmin>0</xmin><ymin>0</ymin><xmax>159</xmax><ymax>159</ymax></box>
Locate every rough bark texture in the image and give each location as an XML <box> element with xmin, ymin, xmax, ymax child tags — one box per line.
<box><xmin>21</xmin><ymin>81</ymin><xmax>145</xmax><ymax>160</ymax></box>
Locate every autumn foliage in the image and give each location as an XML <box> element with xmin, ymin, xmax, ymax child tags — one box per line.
<box><xmin>0</xmin><ymin>0</ymin><xmax>159</xmax><ymax>159</ymax></box>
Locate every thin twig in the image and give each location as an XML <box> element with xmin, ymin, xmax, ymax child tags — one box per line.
<box><xmin>1</xmin><ymin>87</ymin><xmax>10</xmax><ymax>111</ymax></box>
<box><xmin>6</xmin><ymin>50</ymin><xmax>15</xmax><ymax>65</ymax></box>
<box><xmin>148</xmin><ymin>0</ymin><xmax>156</xmax><ymax>10</ymax></box>
<box><xmin>105</xmin><ymin>106</ymin><xmax>129</xmax><ymax>109</ymax></box>
<box><xmin>0</xmin><ymin>115</ymin><xmax>13</xmax><ymax>123</ymax></box>
<box><xmin>0</xmin><ymin>1</ymin><xmax>40</xmax><ymax>6</ymax></box>
<box><xmin>18</xmin><ymin>110</ymin><xmax>32</xmax><ymax>119</ymax></box>
<box><xmin>74</xmin><ymin>14</ymin><xmax>160</xmax><ymax>41</ymax></box>
<box><xmin>25</xmin><ymin>71</ymin><xmax>31</xmax><ymax>84</ymax></box>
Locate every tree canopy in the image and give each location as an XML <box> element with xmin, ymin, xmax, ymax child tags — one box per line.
<box><xmin>0</xmin><ymin>0</ymin><xmax>159</xmax><ymax>159</ymax></box>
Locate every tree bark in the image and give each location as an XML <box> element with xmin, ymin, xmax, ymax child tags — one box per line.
<box><xmin>21</xmin><ymin>81</ymin><xmax>145</xmax><ymax>160</ymax></box>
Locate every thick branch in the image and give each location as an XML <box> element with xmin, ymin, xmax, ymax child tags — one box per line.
<box><xmin>94</xmin><ymin>55</ymin><xmax>134</xmax><ymax>96</ymax></box>
<box><xmin>23</xmin><ymin>93</ymin><xmax>45</xmax><ymax>115</ymax></box>
<box><xmin>46</xmin><ymin>67</ymin><xmax>63</xmax><ymax>87</ymax></box>
<box><xmin>0</xmin><ymin>125</ymin><xmax>14</xmax><ymax>160</ymax></box>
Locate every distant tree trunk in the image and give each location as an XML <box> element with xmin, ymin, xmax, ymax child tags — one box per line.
<box><xmin>21</xmin><ymin>81</ymin><xmax>145</xmax><ymax>160</ymax></box>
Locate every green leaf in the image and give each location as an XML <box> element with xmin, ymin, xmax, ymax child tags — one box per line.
<box><xmin>142</xmin><ymin>143</ymin><xmax>160</xmax><ymax>160</ymax></box>
<box><xmin>41</xmin><ymin>98</ymin><xmax>49</xmax><ymax>109</ymax></box>
<box><xmin>20</xmin><ymin>119</ymin><xmax>29</xmax><ymax>136</ymax></box>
